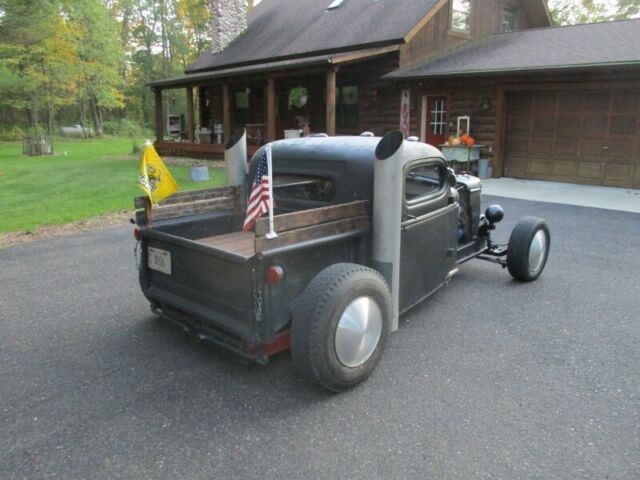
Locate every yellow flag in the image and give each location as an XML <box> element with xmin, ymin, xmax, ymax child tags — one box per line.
<box><xmin>138</xmin><ymin>142</ymin><xmax>179</xmax><ymax>204</ymax></box>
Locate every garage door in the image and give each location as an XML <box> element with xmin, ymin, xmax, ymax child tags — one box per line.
<box><xmin>504</xmin><ymin>90</ymin><xmax>640</xmax><ymax>188</ymax></box>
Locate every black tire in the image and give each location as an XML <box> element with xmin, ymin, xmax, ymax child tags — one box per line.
<box><xmin>507</xmin><ymin>216</ymin><xmax>550</xmax><ymax>282</ymax></box>
<box><xmin>291</xmin><ymin>263</ymin><xmax>392</xmax><ymax>392</ymax></box>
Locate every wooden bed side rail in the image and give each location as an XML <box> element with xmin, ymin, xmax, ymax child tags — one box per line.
<box><xmin>254</xmin><ymin>200</ymin><xmax>370</xmax><ymax>252</ymax></box>
<box><xmin>134</xmin><ymin>186</ymin><xmax>240</xmax><ymax>226</ymax></box>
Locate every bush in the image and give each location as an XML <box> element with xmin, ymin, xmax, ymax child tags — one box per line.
<box><xmin>0</xmin><ymin>125</ymin><xmax>25</xmax><ymax>141</ymax></box>
<box><xmin>103</xmin><ymin>119</ymin><xmax>151</xmax><ymax>138</ymax></box>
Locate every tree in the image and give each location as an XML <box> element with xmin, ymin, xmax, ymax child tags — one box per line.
<box><xmin>548</xmin><ymin>0</ymin><xmax>640</xmax><ymax>25</ymax></box>
<box><xmin>0</xmin><ymin>0</ymin><xmax>75</xmax><ymax>134</ymax></box>
<box><xmin>548</xmin><ymin>0</ymin><xmax>608</xmax><ymax>25</ymax></box>
<box><xmin>614</xmin><ymin>0</ymin><xmax>640</xmax><ymax>19</ymax></box>
<box><xmin>63</xmin><ymin>0</ymin><xmax>124</xmax><ymax>135</ymax></box>
<box><xmin>0</xmin><ymin>0</ymin><xmax>213</xmax><ymax>133</ymax></box>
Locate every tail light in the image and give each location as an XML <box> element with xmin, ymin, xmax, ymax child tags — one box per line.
<box><xmin>133</xmin><ymin>227</ymin><xmax>142</xmax><ymax>241</ymax></box>
<box><xmin>265</xmin><ymin>265</ymin><xmax>284</xmax><ymax>285</ymax></box>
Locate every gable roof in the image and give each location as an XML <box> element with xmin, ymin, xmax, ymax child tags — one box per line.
<box><xmin>186</xmin><ymin>0</ymin><xmax>442</xmax><ymax>73</ymax></box>
<box><xmin>386</xmin><ymin>19</ymin><xmax>640</xmax><ymax>79</ymax></box>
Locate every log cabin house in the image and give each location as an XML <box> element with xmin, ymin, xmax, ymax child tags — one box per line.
<box><xmin>149</xmin><ymin>0</ymin><xmax>640</xmax><ymax>188</ymax></box>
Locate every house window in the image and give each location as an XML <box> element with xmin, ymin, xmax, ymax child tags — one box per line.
<box><xmin>502</xmin><ymin>6</ymin><xmax>518</xmax><ymax>32</ymax></box>
<box><xmin>451</xmin><ymin>0</ymin><xmax>471</xmax><ymax>34</ymax></box>
<box><xmin>336</xmin><ymin>85</ymin><xmax>359</xmax><ymax>129</ymax></box>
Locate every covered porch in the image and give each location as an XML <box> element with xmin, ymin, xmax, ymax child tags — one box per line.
<box><xmin>148</xmin><ymin>46</ymin><xmax>400</xmax><ymax>159</ymax></box>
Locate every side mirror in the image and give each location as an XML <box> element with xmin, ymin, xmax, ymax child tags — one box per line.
<box><xmin>447</xmin><ymin>167</ymin><xmax>457</xmax><ymax>188</ymax></box>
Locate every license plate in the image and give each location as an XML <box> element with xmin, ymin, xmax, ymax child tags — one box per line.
<box><xmin>148</xmin><ymin>247</ymin><xmax>172</xmax><ymax>275</ymax></box>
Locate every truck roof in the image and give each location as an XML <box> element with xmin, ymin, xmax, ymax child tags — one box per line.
<box><xmin>249</xmin><ymin>136</ymin><xmax>446</xmax><ymax>206</ymax></box>
<box><xmin>268</xmin><ymin>136</ymin><xmax>444</xmax><ymax>168</ymax></box>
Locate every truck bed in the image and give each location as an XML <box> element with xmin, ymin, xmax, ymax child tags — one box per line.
<box><xmin>196</xmin><ymin>231</ymin><xmax>256</xmax><ymax>259</ymax></box>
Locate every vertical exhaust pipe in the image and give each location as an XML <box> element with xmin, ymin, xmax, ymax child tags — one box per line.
<box><xmin>373</xmin><ymin>131</ymin><xmax>405</xmax><ymax>332</ymax></box>
<box><xmin>224</xmin><ymin>128</ymin><xmax>247</xmax><ymax>187</ymax></box>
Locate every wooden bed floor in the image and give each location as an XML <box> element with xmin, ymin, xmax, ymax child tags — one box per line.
<box><xmin>196</xmin><ymin>231</ymin><xmax>256</xmax><ymax>258</ymax></box>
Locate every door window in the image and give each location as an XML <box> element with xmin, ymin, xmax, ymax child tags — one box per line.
<box><xmin>431</xmin><ymin>99</ymin><xmax>447</xmax><ymax>135</ymax></box>
<box><xmin>405</xmin><ymin>164</ymin><xmax>445</xmax><ymax>202</ymax></box>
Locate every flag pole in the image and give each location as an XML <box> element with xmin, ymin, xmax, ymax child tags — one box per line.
<box><xmin>265</xmin><ymin>143</ymin><xmax>278</xmax><ymax>239</ymax></box>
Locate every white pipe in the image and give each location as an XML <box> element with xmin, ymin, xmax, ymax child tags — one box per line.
<box><xmin>224</xmin><ymin>129</ymin><xmax>247</xmax><ymax>187</ymax></box>
<box><xmin>265</xmin><ymin>143</ymin><xmax>277</xmax><ymax>239</ymax></box>
<box><xmin>373</xmin><ymin>131</ymin><xmax>405</xmax><ymax>332</ymax></box>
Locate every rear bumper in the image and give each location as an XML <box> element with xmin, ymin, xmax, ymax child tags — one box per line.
<box><xmin>152</xmin><ymin>302</ymin><xmax>290</xmax><ymax>364</ymax></box>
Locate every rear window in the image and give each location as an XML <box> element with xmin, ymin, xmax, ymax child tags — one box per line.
<box><xmin>274</xmin><ymin>175</ymin><xmax>336</xmax><ymax>203</ymax></box>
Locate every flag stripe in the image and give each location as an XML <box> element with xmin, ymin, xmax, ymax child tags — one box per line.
<box><xmin>243</xmin><ymin>149</ymin><xmax>272</xmax><ymax>231</ymax></box>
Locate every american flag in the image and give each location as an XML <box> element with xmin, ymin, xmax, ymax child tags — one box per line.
<box><xmin>243</xmin><ymin>146</ymin><xmax>272</xmax><ymax>231</ymax></box>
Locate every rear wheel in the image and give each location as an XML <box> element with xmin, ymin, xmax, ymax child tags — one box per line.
<box><xmin>291</xmin><ymin>263</ymin><xmax>392</xmax><ymax>392</ymax></box>
<box><xmin>507</xmin><ymin>217</ymin><xmax>550</xmax><ymax>282</ymax></box>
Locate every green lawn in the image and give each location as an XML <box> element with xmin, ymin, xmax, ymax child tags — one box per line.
<box><xmin>0</xmin><ymin>137</ymin><xmax>225</xmax><ymax>233</ymax></box>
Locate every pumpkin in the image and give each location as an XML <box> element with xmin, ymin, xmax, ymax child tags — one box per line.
<box><xmin>451</xmin><ymin>137</ymin><xmax>461</xmax><ymax>146</ymax></box>
<box><xmin>460</xmin><ymin>133</ymin><xmax>470</xmax><ymax>144</ymax></box>
<box><xmin>447</xmin><ymin>135</ymin><xmax>456</xmax><ymax>145</ymax></box>
<box><xmin>465</xmin><ymin>136</ymin><xmax>475</xmax><ymax>146</ymax></box>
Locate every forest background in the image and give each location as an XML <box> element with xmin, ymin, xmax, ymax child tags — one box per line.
<box><xmin>0</xmin><ymin>0</ymin><xmax>638</xmax><ymax>141</ymax></box>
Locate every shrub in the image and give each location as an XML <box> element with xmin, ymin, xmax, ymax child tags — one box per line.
<box><xmin>103</xmin><ymin>119</ymin><xmax>151</xmax><ymax>138</ymax></box>
<box><xmin>0</xmin><ymin>125</ymin><xmax>25</xmax><ymax>141</ymax></box>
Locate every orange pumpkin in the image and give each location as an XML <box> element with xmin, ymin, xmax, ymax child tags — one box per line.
<box><xmin>465</xmin><ymin>136</ymin><xmax>475</xmax><ymax>146</ymax></box>
<box><xmin>460</xmin><ymin>133</ymin><xmax>470</xmax><ymax>144</ymax></box>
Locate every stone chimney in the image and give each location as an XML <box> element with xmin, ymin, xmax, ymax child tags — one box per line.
<box><xmin>208</xmin><ymin>0</ymin><xmax>248</xmax><ymax>54</ymax></box>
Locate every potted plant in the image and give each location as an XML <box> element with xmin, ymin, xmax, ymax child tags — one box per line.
<box><xmin>288</xmin><ymin>87</ymin><xmax>309</xmax><ymax>109</ymax></box>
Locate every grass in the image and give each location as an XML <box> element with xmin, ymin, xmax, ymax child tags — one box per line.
<box><xmin>0</xmin><ymin>137</ymin><xmax>225</xmax><ymax>233</ymax></box>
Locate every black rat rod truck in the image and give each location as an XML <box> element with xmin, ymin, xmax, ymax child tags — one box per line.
<box><xmin>134</xmin><ymin>130</ymin><xmax>550</xmax><ymax>391</ymax></box>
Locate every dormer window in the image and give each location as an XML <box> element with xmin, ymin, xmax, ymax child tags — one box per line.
<box><xmin>327</xmin><ymin>0</ymin><xmax>345</xmax><ymax>10</ymax></box>
<box><xmin>451</xmin><ymin>0</ymin><xmax>471</xmax><ymax>34</ymax></box>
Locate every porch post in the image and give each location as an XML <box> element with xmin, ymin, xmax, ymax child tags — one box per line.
<box><xmin>154</xmin><ymin>88</ymin><xmax>163</xmax><ymax>143</ymax></box>
<box><xmin>493</xmin><ymin>89</ymin><xmax>506</xmax><ymax>177</ymax></box>
<box><xmin>199</xmin><ymin>86</ymin><xmax>209</xmax><ymax>130</ymax></box>
<box><xmin>267</xmin><ymin>77</ymin><xmax>276</xmax><ymax>142</ymax></box>
<box><xmin>185</xmin><ymin>85</ymin><xmax>195</xmax><ymax>142</ymax></box>
<box><xmin>325</xmin><ymin>67</ymin><xmax>338</xmax><ymax>136</ymax></box>
<box><xmin>223</xmin><ymin>82</ymin><xmax>231</xmax><ymax>143</ymax></box>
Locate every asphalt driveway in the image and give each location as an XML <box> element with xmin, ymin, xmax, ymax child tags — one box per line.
<box><xmin>1</xmin><ymin>197</ymin><xmax>639</xmax><ymax>479</ymax></box>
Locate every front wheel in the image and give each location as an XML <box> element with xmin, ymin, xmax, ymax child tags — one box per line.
<box><xmin>507</xmin><ymin>217</ymin><xmax>550</xmax><ymax>282</ymax></box>
<box><xmin>290</xmin><ymin>263</ymin><xmax>392</xmax><ymax>392</ymax></box>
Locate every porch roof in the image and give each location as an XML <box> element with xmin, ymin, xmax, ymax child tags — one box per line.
<box><xmin>385</xmin><ymin>19</ymin><xmax>640</xmax><ymax>80</ymax></box>
<box><xmin>148</xmin><ymin>45</ymin><xmax>399</xmax><ymax>89</ymax></box>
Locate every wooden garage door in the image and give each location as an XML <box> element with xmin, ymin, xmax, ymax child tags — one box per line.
<box><xmin>505</xmin><ymin>90</ymin><xmax>640</xmax><ymax>188</ymax></box>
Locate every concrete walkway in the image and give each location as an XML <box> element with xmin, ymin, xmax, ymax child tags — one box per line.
<box><xmin>482</xmin><ymin>177</ymin><xmax>640</xmax><ymax>214</ymax></box>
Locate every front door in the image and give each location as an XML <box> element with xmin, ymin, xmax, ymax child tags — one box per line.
<box><xmin>399</xmin><ymin>158</ymin><xmax>458</xmax><ymax>312</ymax></box>
<box><xmin>421</xmin><ymin>95</ymin><xmax>448</xmax><ymax>147</ymax></box>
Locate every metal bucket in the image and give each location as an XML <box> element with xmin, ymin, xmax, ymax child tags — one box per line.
<box><xmin>478</xmin><ymin>158</ymin><xmax>490</xmax><ymax>179</ymax></box>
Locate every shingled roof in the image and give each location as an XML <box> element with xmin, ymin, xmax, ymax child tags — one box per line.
<box><xmin>386</xmin><ymin>19</ymin><xmax>640</xmax><ymax>79</ymax></box>
<box><xmin>186</xmin><ymin>0</ymin><xmax>441</xmax><ymax>73</ymax></box>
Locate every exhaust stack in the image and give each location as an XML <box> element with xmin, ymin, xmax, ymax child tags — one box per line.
<box><xmin>373</xmin><ymin>131</ymin><xmax>405</xmax><ymax>332</ymax></box>
<box><xmin>225</xmin><ymin>129</ymin><xmax>247</xmax><ymax>187</ymax></box>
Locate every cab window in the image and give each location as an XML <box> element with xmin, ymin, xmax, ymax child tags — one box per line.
<box><xmin>405</xmin><ymin>164</ymin><xmax>445</xmax><ymax>202</ymax></box>
<box><xmin>274</xmin><ymin>175</ymin><xmax>336</xmax><ymax>203</ymax></box>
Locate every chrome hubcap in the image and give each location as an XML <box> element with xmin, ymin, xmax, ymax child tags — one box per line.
<box><xmin>335</xmin><ymin>296</ymin><xmax>383</xmax><ymax>368</ymax></box>
<box><xmin>528</xmin><ymin>229</ymin><xmax>547</xmax><ymax>274</ymax></box>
